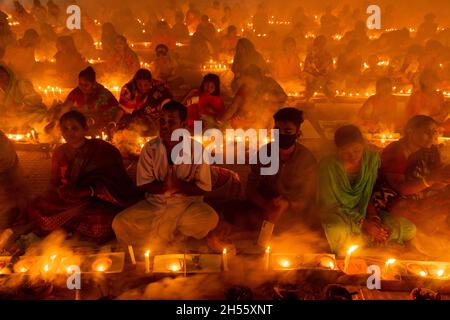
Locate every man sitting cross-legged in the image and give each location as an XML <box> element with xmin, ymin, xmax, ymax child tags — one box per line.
<box><xmin>112</xmin><ymin>101</ymin><xmax>219</xmax><ymax>251</ymax></box>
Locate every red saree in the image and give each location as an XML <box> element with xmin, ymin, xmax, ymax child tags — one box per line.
<box><xmin>29</xmin><ymin>139</ymin><xmax>140</xmax><ymax>241</ymax></box>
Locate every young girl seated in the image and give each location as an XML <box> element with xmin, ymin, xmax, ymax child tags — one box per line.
<box><xmin>182</xmin><ymin>73</ymin><xmax>225</xmax><ymax>130</ymax></box>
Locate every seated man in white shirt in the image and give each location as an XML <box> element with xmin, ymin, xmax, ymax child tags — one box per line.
<box><xmin>112</xmin><ymin>101</ymin><xmax>219</xmax><ymax>250</ymax></box>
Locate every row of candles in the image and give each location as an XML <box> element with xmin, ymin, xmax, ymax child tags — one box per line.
<box><xmin>202</xmin><ymin>59</ymin><xmax>229</xmax><ymax>72</ymax></box>
<box><xmin>9</xmin><ymin>254</ymin><xmax>114</xmax><ymax>275</ymax></box>
<box><xmin>3</xmin><ymin>244</ymin><xmax>448</xmax><ymax>280</ymax></box>
<box><xmin>288</xmin><ymin>88</ymin><xmax>450</xmax><ymax>98</ymax></box>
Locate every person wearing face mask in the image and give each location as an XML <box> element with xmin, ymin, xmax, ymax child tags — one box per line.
<box><xmin>213</xmin><ymin>108</ymin><xmax>318</xmax><ymax>243</ymax></box>
<box><xmin>29</xmin><ymin>111</ymin><xmax>139</xmax><ymax>242</ymax></box>
<box><xmin>373</xmin><ymin>115</ymin><xmax>450</xmax><ymax>237</ymax></box>
<box><xmin>182</xmin><ymin>73</ymin><xmax>225</xmax><ymax>130</ymax></box>
<box><xmin>318</xmin><ymin>125</ymin><xmax>416</xmax><ymax>257</ymax></box>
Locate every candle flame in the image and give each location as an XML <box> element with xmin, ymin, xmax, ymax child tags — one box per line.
<box><xmin>96</xmin><ymin>264</ymin><xmax>106</xmax><ymax>272</ymax></box>
<box><xmin>437</xmin><ymin>269</ymin><xmax>445</xmax><ymax>277</ymax></box>
<box><xmin>279</xmin><ymin>259</ymin><xmax>291</xmax><ymax>268</ymax></box>
<box><xmin>385</xmin><ymin>258</ymin><xmax>396</xmax><ymax>265</ymax></box>
<box><xmin>43</xmin><ymin>264</ymin><xmax>49</xmax><ymax>272</ymax></box>
<box><xmin>145</xmin><ymin>250</ymin><xmax>150</xmax><ymax>257</ymax></box>
<box><xmin>168</xmin><ymin>263</ymin><xmax>181</xmax><ymax>272</ymax></box>
<box><xmin>346</xmin><ymin>245</ymin><xmax>359</xmax><ymax>255</ymax></box>
<box><xmin>222</xmin><ymin>248</ymin><xmax>227</xmax><ymax>255</ymax></box>
<box><xmin>329</xmin><ymin>261</ymin><xmax>335</xmax><ymax>269</ymax></box>
<box><xmin>265</xmin><ymin>246</ymin><xmax>271</xmax><ymax>253</ymax></box>
<box><xmin>19</xmin><ymin>267</ymin><xmax>28</xmax><ymax>273</ymax></box>
<box><xmin>419</xmin><ymin>270</ymin><xmax>427</xmax><ymax>277</ymax></box>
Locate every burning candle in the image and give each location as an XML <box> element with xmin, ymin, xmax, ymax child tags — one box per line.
<box><xmin>264</xmin><ymin>246</ymin><xmax>271</xmax><ymax>271</ymax></box>
<box><xmin>344</xmin><ymin>245</ymin><xmax>359</xmax><ymax>273</ymax></box>
<box><xmin>92</xmin><ymin>258</ymin><xmax>112</xmax><ymax>272</ymax></box>
<box><xmin>222</xmin><ymin>248</ymin><xmax>229</xmax><ymax>271</ymax></box>
<box><xmin>318</xmin><ymin>255</ymin><xmax>336</xmax><ymax>270</ymax></box>
<box><xmin>278</xmin><ymin>258</ymin><xmax>291</xmax><ymax>269</ymax></box>
<box><xmin>407</xmin><ymin>263</ymin><xmax>428</xmax><ymax>277</ymax></box>
<box><xmin>167</xmin><ymin>260</ymin><xmax>183</xmax><ymax>272</ymax></box>
<box><xmin>128</xmin><ymin>245</ymin><xmax>136</xmax><ymax>264</ymax></box>
<box><xmin>384</xmin><ymin>258</ymin><xmax>396</xmax><ymax>278</ymax></box>
<box><xmin>144</xmin><ymin>250</ymin><xmax>150</xmax><ymax>273</ymax></box>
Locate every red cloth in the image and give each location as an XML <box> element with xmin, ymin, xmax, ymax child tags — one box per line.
<box><xmin>30</xmin><ymin>140</ymin><xmax>139</xmax><ymax>240</ymax></box>
<box><xmin>380</xmin><ymin>141</ymin><xmax>408</xmax><ymax>175</ymax></box>
<box><xmin>186</xmin><ymin>93</ymin><xmax>224</xmax><ymax>128</ymax></box>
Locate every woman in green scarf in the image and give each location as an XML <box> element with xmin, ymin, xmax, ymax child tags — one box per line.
<box><xmin>317</xmin><ymin>125</ymin><xmax>416</xmax><ymax>256</ymax></box>
<box><xmin>0</xmin><ymin>64</ymin><xmax>47</xmax><ymax>130</ymax></box>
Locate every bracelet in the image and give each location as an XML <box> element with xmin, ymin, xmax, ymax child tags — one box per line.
<box><xmin>370</xmin><ymin>216</ymin><xmax>382</xmax><ymax>223</ymax></box>
<box><xmin>422</xmin><ymin>177</ymin><xmax>431</xmax><ymax>188</ymax></box>
<box><xmin>89</xmin><ymin>186</ymin><xmax>95</xmax><ymax>197</ymax></box>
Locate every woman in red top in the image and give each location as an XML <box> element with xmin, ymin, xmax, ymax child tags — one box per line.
<box><xmin>373</xmin><ymin>115</ymin><xmax>450</xmax><ymax>235</ymax></box>
<box><xmin>29</xmin><ymin>111</ymin><xmax>140</xmax><ymax>242</ymax></box>
<box><xmin>183</xmin><ymin>73</ymin><xmax>225</xmax><ymax>130</ymax></box>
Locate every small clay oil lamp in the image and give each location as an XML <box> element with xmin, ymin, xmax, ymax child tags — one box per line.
<box><xmin>317</xmin><ymin>255</ymin><xmax>336</xmax><ymax>270</ymax></box>
<box><xmin>166</xmin><ymin>259</ymin><xmax>184</xmax><ymax>272</ymax></box>
<box><xmin>91</xmin><ymin>258</ymin><xmax>113</xmax><ymax>273</ymax></box>
<box><xmin>407</xmin><ymin>263</ymin><xmax>428</xmax><ymax>277</ymax></box>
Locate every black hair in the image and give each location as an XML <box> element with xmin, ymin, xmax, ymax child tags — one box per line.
<box><xmin>162</xmin><ymin>100</ymin><xmax>187</xmax><ymax>121</ymax></box>
<box><xmin>79</xmin><ymin>66</ymin><xmax>96</xmax><ymax>82</ymax></box>
<box><xmin>156</xmin><ymin>43</ymin><xmax>169</xmax><ymax>52</ymax></box>
<box><xmin>200</xmin><ymin>73</ymin><xmax>220</xmax><ymax>96</ymax></box>
<box><xmin>134</xmin><ymin>68</ymin><xmax>152</xmax><ymax>81</ymax></box>
<box><xmin>404</xmin><ymin>115</ymin><xmax>437</xmax><ymax>137</ymax></box>
<box><xmin>376</xmin><ymin>77</ymin><xmax>392</xmax><ymax>92</ymax></box>
<box><xmin>273</xmin><ymin>107</ymin><xmax>304</xmax><ymax>128</ymax></box>
<box><xmin>227</xmin><ymin>25</ymin><xmax>237</xmax><ymax>33</ymax></box>
<box><xmin>334</xmin><ymin>125</ymin><xmax>364</xmax><ymax>148</ymax></box>
<box><xmin>59</xmin><ymin>110</ymin><xmax>88</xmax><ymax>129</ymax></box>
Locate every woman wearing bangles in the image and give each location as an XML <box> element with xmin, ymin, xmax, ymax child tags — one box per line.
<box><xmin>29</xmin><ymin>111</ymin><xmax>140</xmax><ymax>242</ymax></box>
<box><xmin>373</xmin><ymin>115</ymin><xmax>450</xmax><ymax>238</ymax></box>
<box><xmin>318</xmin><ymin>125</ymin><xmax>416</xmax><ymax>257</ymax></box>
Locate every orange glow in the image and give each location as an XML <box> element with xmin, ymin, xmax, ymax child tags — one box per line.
<box><xmin>168</xmin><ymin>263</ymin><xmax>181</xmax><ymax>272</ymax></box>
<box><xmin>346</xmin><ymin>245</ymin><xmax>359</xmax><ymax>255</ymax></box>
<box><xmin>278</xmin><ymin>259</ymin><xmax>291</xmax><ymax>268</ymax></box>
<box><xmin>92</xmin><ymin>258</ymin><xmax>112</xmax><ymax>272</ymax></box>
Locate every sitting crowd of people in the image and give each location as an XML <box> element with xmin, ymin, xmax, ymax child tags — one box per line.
<box><xmin>1</xmin><ymin>1</ymin><xmax>450</xmax><ymax>259</ymax></box>
<box><xmin>3</xmin><ymin>103</ymin><xmax>450</xmax><ymax>258</ymax></box>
